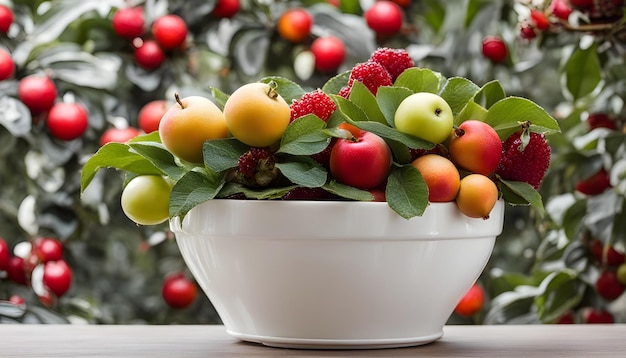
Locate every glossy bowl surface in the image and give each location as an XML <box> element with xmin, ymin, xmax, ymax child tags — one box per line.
<box><xmin>171</xmin><ymin>200</ymin><xmax>505</xmax><ymax>349</ymax></box>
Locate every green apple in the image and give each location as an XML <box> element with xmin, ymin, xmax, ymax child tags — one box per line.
<box><xmin>617</xmin><ymin>263</ymin><xmax>626</xmax><ymax>285</ymax></box>
<box><xmin>394</xmin><ymin>92</ymin><xmax>454</xmax><ymax>144</ymax></box>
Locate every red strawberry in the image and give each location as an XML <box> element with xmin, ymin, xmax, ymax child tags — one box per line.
<box><xmin>236</xmin><ymin>147</ymin><xmax>278</xmax><ymax>187</ymax></box>
<box><xmin>496</xmin><ymin>130</ymin><xmax>551</xmax><ymax>189</ymax></box>
<box><xmin>575</xmin><ymin>168</ymin><xmax>611</xmax><ymax>195</ymax></box>
<box><xmin>290</xmin><ymin>89</ymin><xmax>337</xmax><ymax>123</ymax></box>
<box><xmin>347</xmin><ymin>61</ymin><xmax>393</xmax><ymax>95</ymax></box>
<box><xmin>369</xmin><ymin>47</ymin><xmax>414</xmax><ymax>81</ymax></box>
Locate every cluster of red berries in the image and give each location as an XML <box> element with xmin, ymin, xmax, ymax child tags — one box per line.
<box><xmin>0</xmin><ymin>237</ymin><xmax>72</xmax><ymax>307</ymax></box>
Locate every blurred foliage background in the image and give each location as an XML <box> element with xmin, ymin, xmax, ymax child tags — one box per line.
<box><xmin>1</xmin><ymin>0</ymin><xmax>625</xmax><ymax>325</ymax></box>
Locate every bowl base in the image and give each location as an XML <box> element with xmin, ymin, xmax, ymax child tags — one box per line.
<box><xmin>227</xmin><ymin>329</ymin><xmax>444</xmax><ymax>349</ymax></box>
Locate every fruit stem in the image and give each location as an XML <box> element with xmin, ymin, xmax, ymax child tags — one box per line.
<box><xmin>453</xmin><ymin>126</ymin><xmax>465</xmax><ymax>137</ymax></box>
<box><xmin>267</xmin><ymin>80</ymin><xmax>279</xmax><ymax>99</ymax></box>
<box><xmin>174</xmin><ymin>93</ymin><xmax>185</xmax><ymax>109</ymax></box>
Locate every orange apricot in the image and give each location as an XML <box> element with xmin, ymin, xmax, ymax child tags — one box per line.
<box><xmin>411</xmin><ymin>154</ymin><xmax>460</xmax><ymax>202</ymax></box>
<box><xmin>455</xmin><ymin>174</ymin><xmax>498</xmax><ymax>219</ymax></box>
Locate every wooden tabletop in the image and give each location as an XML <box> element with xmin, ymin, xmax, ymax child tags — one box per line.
<box><xmin>1</xmin><ymin>324</ymin><xmax>623</xmax><ymax>357</ymax></box>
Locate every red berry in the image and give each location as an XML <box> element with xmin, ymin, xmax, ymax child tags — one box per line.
<box><xmin>311</xmin><ymin>36</ymin><xmax>346</xmax><ymax>73</ymax></box>
<box><xmin>582</xmin><ymin>308</ymin><xmax>614</xmax><ymax>323</ymax></box>
<box><xmin>454</xmin><ymin>283</ymin><xmax>485</xmax><ymax>317</ymax></box>
<box><xmin>575</xmin><ymin>169</ymin><xmax>611</xmax><ymax>195</ymax></box>
<box><xmin>46</xmin><ymin>102</ymin><xmax>89</xmax><ymax>141</ymax></box>
<box><xmin>134</xmin><ymin>40</ymin><xmax>165</xmax><ymax>70</ymax></box>
<box><xmin>364</xmin><ymin>1</ymin><xmax>403</xmax><ymax>37</ymax></box>
<box><xmin>551</xmin><ymin>0</ymin><xmax>573</xmax><ymax>20</ymax></box>
<box><xmin>9</xmin><ymin>295</ymin><xmax>25</xmax><ymax>305</ymax></box>
<box><xmin>338</xmin><ymin>86</ymin><xmax>351</xmax><ymax>98</ymax></box>
<box><xmin>587</xmin><ymin>113</ymin><xmax>617</xmax><ymax>130</ymax></box>
<box><xmin>111</xmin><ymin>7</ymin><xmax>145</xmax><ymax>38</ymax></box>
<box><xmin>347</xmin><ymin>61</ymin><xmax>393</xmax><ymax>95</ymax></box>
<box><xmin>481</xmin><ymin>36</ymin><xmax>508</xmax><ymax>63</ymax></box>
<box><xmin>152</xmin><ymin>14</ymin><xmax>188</xmax><ymax>50</ymax></box>
<box><xmin>369</xmin><ymin>47</ymin><xmax>414</xmax><ymax>81</ymax></box>
<box><xmin>33</xmin><ymin>237</ymin><xmax>64</xmax><ymax>263</ymax></box>
<box><xmin>0</xmin><ymin>4</ymin><xmax>13</xmax><ymax>33</ymax></box>
<box><xmin>596</xmin><ymin>271</ymin><xmax>625</xmax><ymax>300</ymax></box>
<box><xmin>162</xmin><ymin>273</ymin><xmax>197</xmax><ymax>309</ymax></box>
<box><xmin>570</xmin><ymin>0</ymin><xmax>593</xmax><ymax>8</ymax></box>
<box><xmin>211</xmin><ymin>0</ymin><xmax>240</xmax><ymax>19</ymax></box>
<box><xmin>290</xmin><ymin>89</ymin><xmax>337</xmax><ymax>123</ymax></box>
<box><xmin>520</xmin><ymin>23</ymin><xmax>537</xmax><ymax>40</ymax></box>
<box><xmin>0</xmin><ymin>48</ymin><xmax>14</xmax><ymax>81</ymax></box>
<box><xmin>496</xmin><ymin>131</ymin><xmax>551</xmax><ymax>189</ymax></box>
<box><xmin>236</xmin><ymin>147</ymin><xmax>277</xmax><ymax>187</ymax></box>
<box><xmin>138</xmin><ymin>100</ymin><xmax>168</xmax><ymax>133</ymax></box>
<box><xmin>530</xmin><ymin>10</ymin><xmax>550</xmax><ymax>31</ymax></box>
<box><xmin>7</xmin><ymin>256</ymin><xmax>28</xmax><ymax>285</ymax></box>
<box><xmin>0</xmin><ymin>238</ymin><xmax>9</xmax><ymax>271</ymax></box>
<box><xmin>43</xmin><ymin>260</ymin><xmax>72</xmax><ymax>297</ymax></box>
<box><xmin>18</xmin><ymin>75</ymin><xmax>57</xmax><ymax>114</ymax></box>
<box><xmin>606</xmin><ymin>247</ymin><xmax>626</xmax><ymax>267</ymax></box>
<box><xmin>555</xmin><ymin>311</ymin><xmax>575</xmax><ymax>324</ymax></box>
<box><xmin>100</xmin><ymin>127</ymin><xmax>141</xmax><ymax>146</ymax></box>
<box><xmin>277</xmin><ymin>8</ymin><xmax>313</xmax><ymax>43</ymax></box>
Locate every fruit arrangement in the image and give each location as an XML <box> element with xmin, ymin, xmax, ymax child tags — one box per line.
<box><xmin>81</xmin><ymin>47</ymin><xmax>560</xmax><ymax>224</ymax></box>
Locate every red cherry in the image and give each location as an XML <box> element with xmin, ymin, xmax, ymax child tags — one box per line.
<box><xmin>481</xmin><ymin>36</ymin><xmax>508</xmax><ymax>63</ymax></box>
<box><xmin>43</xmin><ymin>260</ymin><xmax>72</xmax><ymax>297</ymax></box>
<box><xmin>152</xmin><ymin>14</ymin><xmax>188</xmax><ymax>50</ymax></box>
<box><xmin>0</xmin><ymin>48</ymin><xmax>14</xmax><ymax>81</ymax></box>
<box><xmin>551</xmin><ymin>0</ymin><xmax>573</xmax><ymax>20</ymax></box>
<box><xmin>100</xmin><ymin>127</ymin><xmax>141</xmax><ymax>146</ymax></box>
<box><xmin>138</xmin><ymin>100</ymin><xmax>168</xmax><ymax>133</ymax></box>
<box><xmin>33</xmin><ymin>237</ymin><xmax>64</xmax><ymax>263</ymax></box>
<box><xmin>530</xmin><ymin>10</ymin><xmax>550</xmax><ymax>31</ymax></box>
<box><xmin>364</xmin><ymin>1</ymin><xmax>403</xmax><ymax>37</ymax></box>
<box><xmin>162</xmin><ymin>273</ymin><xmax>198</xmax><ymax>309</ymax></box>
<box><xmin>0</xmin><ymin>4</ymin><xmax>13</xmax><ymax>33</ymax></box>
<box><xmin>46</xmin><ymin>102</ymin><xmax>89</xmax><ymax>141</ymax></box>
<box><xmin>311</xmin><ymin>36</ymin><xmax>346</xmax><ymax>73</ymax></box>
<box><xmin>112</xmin><ymin>7</ymin><xmax>145</xmax><ymax>38</ymax></box>
<box><xmin>277</xmin><ymin>8</ymin><xmax>313</xmax><ymax>43</ymax></box>
<box><xmin>0</xmin><ymin>238</ymin><xmax>10</xmax><ymax>271</ymax></box>
<box><xmin>454</xmin><ymin>283</ymin><xmax>485</xmax><ymax>317</ymax></box>
<box><xmin>18</xmin><ymin>75</ymin><xmax>57</xmax><ymax>115</ymax></box>
<box><xmin>595</xmin><ymin>271</ymin><xmax>625</xmax><ymax>301</ymax></box>
<box><xmin>134</xmin><ymin>40</ymin><xmax>165</xmax><ymax>70</ymax></box>
<box><xmin>211</xmin><ymin>0</ymin><xmax>240</xmax><ymax>19</ymax></box>
<box><xmin>575</xmin><ymin>169</ymin><xmax>612</xmax><ymax>196</ymax></box>
<box><xmin>7</xmin><ymin>256</ymin><xmax>28</xmax><ymax>285</ymax></box>
<box><xmin>582</xmin><ymin>308</ymin><xmax>614</xmax><ymax>323</ymax></box>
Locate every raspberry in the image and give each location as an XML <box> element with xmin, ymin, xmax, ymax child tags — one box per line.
<box><xmin>496</xmin><ymin>131</ymin><xmax>551</xmax><ymax>189</ymax></box>
<box><xmin>369</xmin><ymin>47</ymin><xmax>414</xmax><ymax>81</ymax></box>
<box><xmin>347</xmin><ymin>61</ymin><xmax>393</xmax><ymax>95</ymax></box>
<box><xmin>236</xmin><ymin>147</ymin><xmax>278</xmax><ymax>187</ymax></box>
<box><xmin>338</xmin><ymin>86</ymin><xmax>351</xmax><ymax>98</ymax></box>
<box><xmin>290</xmin><ymin>89</ymin><xmax>337</xmax><ymax>122</ymax></box>
<box><xmin>281</xmin><ymin>187</ymin><xmax>339</xmax><ymax>200</ymax></box>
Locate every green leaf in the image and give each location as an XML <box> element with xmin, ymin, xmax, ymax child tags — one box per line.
<box><xmin>349</xmin><ymin>120</ymin><xmax>434</xmax><ymax>150</ymax></box>
<box><xmin>348</xmin><ymin>81</ymin><xmax>387</xmax><ymax>124</ymax></box>
<box><xmin>484</xmin><ymin>97</ymin><xmax>560</xmax><ymax>140</ymax></box>
<box><xmin>562</xmin><ymin>199</ymin><xmax>587</xmax><ymax>241</ymax></box>
<box><xmin>455</xmin><ymin>101</ymin><xmax>488</xmax><ymax>125</ymax></box>
<box><xmin>385</xmin><ymin>165</ymin><xmax>429</xmax><ymax>219</ymax></box>
<box><xmin>209</xmin><ymin>86</ymin><xmax>230</xmax><ymax>108</ymax></box>
<box><xmin>332</xmin><ymin>95</ymin><xmax>369</xmax><ymax>122</ymax></box>
<box><xmin>275</xmin><ymin>155</ymin><xmax>327</xmax><ymax>187</ymax></box>
<box><xmin>394</xmin><ymin>67</ymin><xmax>442</xmax><ymax>93</ymax></box>
<box><xmin>202</xmin><ymin>138</ymin><xmax>250</xmax><ymax>173</ymax></box>
<box><xmin>535</xmin><ymin>270</ymin><xmax>584</xmax><ymax>323</ymax></box>
<box><xmin>498</xmin><ymin>179</ymin><xmax>545</xmax><ymax>217</ymax></box>
<box><xmin>439</xmin><ymin>77</ymin><xmax>481</xmax><ymax>116</ymax></box>
<box><xmin>278</xmin><ymin>115</ymin><xmax>330</xmax><ymax>155</ymax></box>
<box><xmin>474</xmin><ymin>80</ymin><xmax>506</xmax><ymax>109</ymax></box>
<box><xmin>81</xmin><ymin>143</ymin><xmax>165</xmax><ymax>192</ymax></box>
<box><xmin>322</xmin><ymin>71</ymin><xmax>350</xmax><ymax>95</ymax></box>
<box><xmin>260</xmin><ymin>76</ymin><xmax>306</xmax><ymax>104</ymax></box>
<box><xmin>169</xmin><ymin>170</ymin><xmax>226</xmax><ymax>218</ymax></box>
<box><xmin>128</xmin><ymin>142</ymin><xmax>186</xmax><ymax>181</ymax></box>
<box><xmin>377</xmin><ymin>86</ymin><xmax>414</xmax><ymax>127</ymax></box>
<box><xmin>564</xmin><ymin>44</ymin><xmax>602</xmax><ymax>101</ymax></box>
<box><xmin>218</xmin><ymin>182</ymin><xmax>296</xmax><ymax>200</ymax></box>
<box><xmin>323</xmin><ymin>181</ymin><xmax>374</xmax><ymax>201</ymax></box>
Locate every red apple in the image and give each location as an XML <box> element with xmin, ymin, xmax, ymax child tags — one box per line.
<box><xmin>100</xmin><ymin>127</ymin><xmax>141</xmax><ymax>146</ymax></box>
<box><xmin>138</xmin><ymin>100</ymin><xmax>168</xmax><ymax>133</ymax></box>
<box><xmin>46</xmin><ymin>102</ymin><xmax>89</xmax><ymax>141</ymax></box>
<box><xmin>311</xmin><ymin>36</ymin><xmax>346</xmax><ymax>73</ymax></box>
<box><xmin>18</xmin><ymin>75</ymin><xmax>57</xmax><ymax>114</ymax></box>
<box><xmin>329</xmin><ymin>123</ymin><xmax>392</xmax><ymax>190</ymax></box>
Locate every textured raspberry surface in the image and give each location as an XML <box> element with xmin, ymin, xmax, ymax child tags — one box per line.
<box><xmin>347</xmin><ymin>61</ymin><xmax>393</xmax><ymax>95</ymax></box>
<box><xmin>496</xmin><ymin>131</ymin><xmax>551</xmax><ymax>189</ymax></box>
<box><xmin>369</xmin><ymin>47</ymin><xmax>414</xmax><ymax>81</ymax></box>
<box><xmin>290</xmin><ymin>89</ymin><xmax>337</xmax><ymax>122</ymax></box>
<box><xmin>237</xmin><ymin>147</ymin><xmax>273</xmax><ymax>178</ymax></box>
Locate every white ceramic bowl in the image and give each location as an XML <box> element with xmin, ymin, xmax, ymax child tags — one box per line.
<box><xmin>171</xmin><ymin>199</ymin><xmax>505</xmax><ymax>349</ymax></box>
